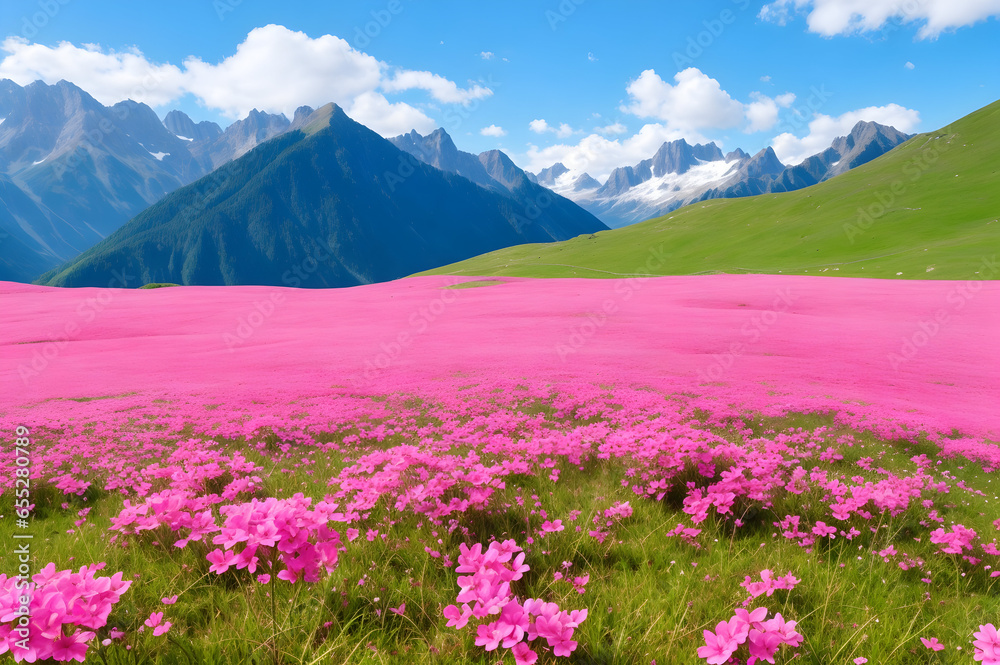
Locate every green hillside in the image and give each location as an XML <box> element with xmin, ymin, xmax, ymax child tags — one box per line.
<box><xmin>420</xmin><ymin>100</ymin><xmax>1000</xmax><ymax>281</ymax></box>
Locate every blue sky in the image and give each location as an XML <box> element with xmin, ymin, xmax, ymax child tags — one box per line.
<box><xmin>1</xmin><ymin>0</ymin><xmax>998</xmax><ymax>179</ymax></box>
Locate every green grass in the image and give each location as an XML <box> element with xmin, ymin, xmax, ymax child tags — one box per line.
<box><xmin>11</xmin><ymin>411</ymin><xmax>999</xmax><ymax>664</ymax></box>
<box><xmin>419</xmin><ymin>100</ymin><xmax>1000</xmax><ymax>281</ymax></box>
<box><xmin>139</xmin><ymin>283</ymin><xmax>181</xmax><ymax>289</ymax></box>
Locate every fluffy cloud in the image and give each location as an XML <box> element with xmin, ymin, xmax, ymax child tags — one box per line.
<box><xmin>180</xmin><ymin>26</ymin><xmax>383</xmax><ymax>118</ymax></box>
<box><xmin>529</xmin><ymin>119</ymin><xmax>551</xmax><ymax>134</ymax></box>
<box><xmin>0</xmin><ymin>37</ymin><xmax>186</xmax><ymax>107</ymax></box>
<box><xmin>381</xmin><ymin>70</ymin><xmax>492</xmax><ymax>105</ymax></box>
<box><xmin>0</xmin><ymin>25</ymin><xmax>492</xmax><ymax>136</ymax></box>
<box><xmin>771</xmin><ymin>103</ymin><xmax>921</xmax><ymax>165</ymax></box>
<box><xmin>528</xmin><ymin>119</ymin><xmax>575</xmax><ymax>138</ymax></box>
<box><xmin>345</xmin><ymin>91</ymin><xmax>436</xmax><ymax>136</ymax></box>
<box><xmin>480</xmin><ymin>124</ymin><xmax>506</xmax><ymax>137</ymax></box>
<box><xmin>745</xmin><ymin>92</ymin><xmax>796</xmax><ymax>133</ymax></box>
<box><xmin>759</xmin><ymin>0</ymin><xmax>1000</xmax><ymax>39</ymax></box>
<box><xmin>620</xmin><ymin>68</ymin><xmax>796</xmax><ymax>136</ymax></box>
<box><xmin>594</xmin><ymin>122</ymin><xmax>628</xmax><ymax>135</ymax></box>
<box><xmin>621</xmin><ymin>68</ymin><xmax>746</xmax><ymax>131</ymax></box>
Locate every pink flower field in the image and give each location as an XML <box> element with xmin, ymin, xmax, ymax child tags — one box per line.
<box><xmin>1</xmin><ymin>274</ymin><xmax>998</xmax><ymax>664</ymax></box>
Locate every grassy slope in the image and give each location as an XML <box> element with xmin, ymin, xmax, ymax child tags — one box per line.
<box><xmin>420</xmin><ymin>100</ymin><xmax>1000</xmax><ymax>281</ymax></box>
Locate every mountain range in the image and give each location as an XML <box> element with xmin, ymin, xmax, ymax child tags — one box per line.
<box><xmin>420</xmin><ymin>98</ymin><xmax>1000</xmax><ymax>281</ymax></box>
<box><xmin>39</xmin><ymin>104</ymin><xmax>606</xmax><ymax>288</ymax></box>
<box><xmin>388</xmin><ymin>128</ymin><xmax>605</xmax><ymax>242</ymax></box>
<box><xmin>2</xmin><ymin>77</ymin><xmax>915</xmax><ymax>286</ymax></box>
<box><xmin>532</xmin><ymin>122</ymin><xmax>912</xmax><ymax>228</ymax></box>
<box><xmin>0</xmin><ymin>79</ymin><xmax>291</xmax><ymax>281</ymax></box>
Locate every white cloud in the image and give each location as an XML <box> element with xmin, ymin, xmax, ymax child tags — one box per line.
<box><xmin>0</xmin><ymin>37</ymin><xmax>186</xmax><ymax>107</ymax></box>
<box><xmin>621</xmin><ymin>68</ymin><xmax>746</xmax><ymax>131</ymax></box>
<box><xmin>381</xmin><ymin>69</ymin><xmax>492</xmax><ymax>105</ymax></box>
<box><xmin>760</xmin><ymin>75</ymin><xmax>772</xmax><ymax>83</ymax></box>
<box><xmin>528</xmin><ymin>118</ymin><xmax>576</xmax><ymax>138</ymax></box>
<box><xmin>595</xmin><ymin>122</ymin><xmax>628</xmax><ymax>135</ymax></box>
<box><xmin>480</xmin><ymin>51</ymin><xmax>494</xmax><ymax>60</ymax></box>
<box><xmin>771</xmin><ymin>103</ymin><xmax>920</xmax><ymax>165</ymax></box>
<box><xmin>587</xmin><ymin>52</ymin><xmax>598</xmax><ymax>62</ymax></box>
<box><xmin>905</xmin><ymin>61</ymin><xmax>916</xmax><ymax>69</ymax></box>
<box><xmin>622</xmin><ymin>68</ymin><xmax>797</xmax><ymax>136</ymax></box>
<box><xmin>529</xmin><ymin>119</ymin><xmax>551</xmax><ymax>134</ymax></box>
<box><xmin>759</xmin><ymin>0</ymin><xmax>1000</xmax><ymax>39</ymax></box>
<box><xmin>745</xmin><ymin>92</ymin><xmax>797</xmax><ymax>133</ymax></box>
<box><xmin>480</xmin><ymin>124</ymin><xmax>506</xmax><ymax>137</ymax></box>
<box><xmin>346</xmin><ymin>91</ymin><xmax>436</xmax><ymax>136</ymax></box>
<box><xmin>0</xmin><ymin>25</ymin><xmax>493</xmax><ymax>137</ymax></box>
<box><xmin>775</xmin><ymin>93</ymin><xmax>796</xmax><ymax>106</ymax></box>
<box><xmin>181</xmin><ymin>26</ymin><xmax>382</xmax><ymax>118</ymax></box>
<box><xmin>554</xmin><ymin>123</ymin><xmax>575</xmax><ymax>138</ymax></box>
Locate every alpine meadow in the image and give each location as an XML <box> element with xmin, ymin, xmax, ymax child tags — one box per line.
<box><xmin>1</xmin><ymin>2</ymin><xmax>998</xmax><ymax>664</ymax></box>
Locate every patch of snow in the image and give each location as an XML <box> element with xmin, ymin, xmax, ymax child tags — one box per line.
<box><xmin>831</xmin><ymin>160</ymin><xmax>841</xmax><ymax>167</ymax></box>
<box><xmin>149</xmin><ymin>151</ymin><xmax>169</xmax><ymax>161</ymax></box>
<box><xmin>176</xmin><ymin>135</ymin><xmax>194</xmax><ymax>142</ymax></box>
<box><xmin>32</xmin><ymin>158</ymin><xmax>46</xmax><ymax>165</ymax></box>
<box><xmin>548</xmin><ymin>171</ymin><xmax>599</xmax><ymax>202</ymax></box>
<box><xmin>602</xmin><ymin>159</ymin><xmax>739</xmax><ymax>210</ymax></box>
<box><xmin>0</xmin><ymin>117</ymin><xmax>5</xmax><ymax>125</ymax></box>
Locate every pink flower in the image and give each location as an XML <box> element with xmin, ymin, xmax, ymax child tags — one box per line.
<box><xmin>973</xmin><ymin>623</ymin><xmax>1000</xmax><ymax>665</ymax></box>
<box><xmin>206</xmin><ymin>548</ymin><xmax>238</xmax><ymax>575</ymax></box>
<box><xmin>812</xmin><ymin>522</ymin><xmax>837</xmax><ymax>539</ymax></box>
<box><xmin>144</xmin><ymin>611</ymin><xmax>173</xmax><ymax>637</ymax></box>
<box><xmin>51</xmin><ymin>631</ymin><xmax>96</xmax><ymax>662</ymax></box>
<box><xmin>161</xmin><ymin>595</ymin><xmax>178</xmax><ymax>605</ymax></box>
<box><xmin>512</xmin><ymin>642</ymin><xmax>538</xmax><ymax>665</ymax></box>
<box><xmin>388</xmin><ymin>603</ymin><xmax>406</xmax><ymax>616</ymax></box>
<box><xmin>698</xmin><ymin>617</ymin><xmax>748</xmax><ymax>664</ymax></box>
<box><xmin>541</xmin><ymin>520</ymin><xmax>564</xmax><ymax>533</ymax></box>
<box><xmin>920</xmin><ymin>637</ymin><xmax>944</xmax><ymax>651</ymax></box>
<box><xmin>854</xmin><ymin>658</ymin><xmax>868</xmax><ymax>664</ymax></box>
<box><xmin>443</xmin><ymin>604</ymin><xmax>473</xmax><ymax>630</ymax></box>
